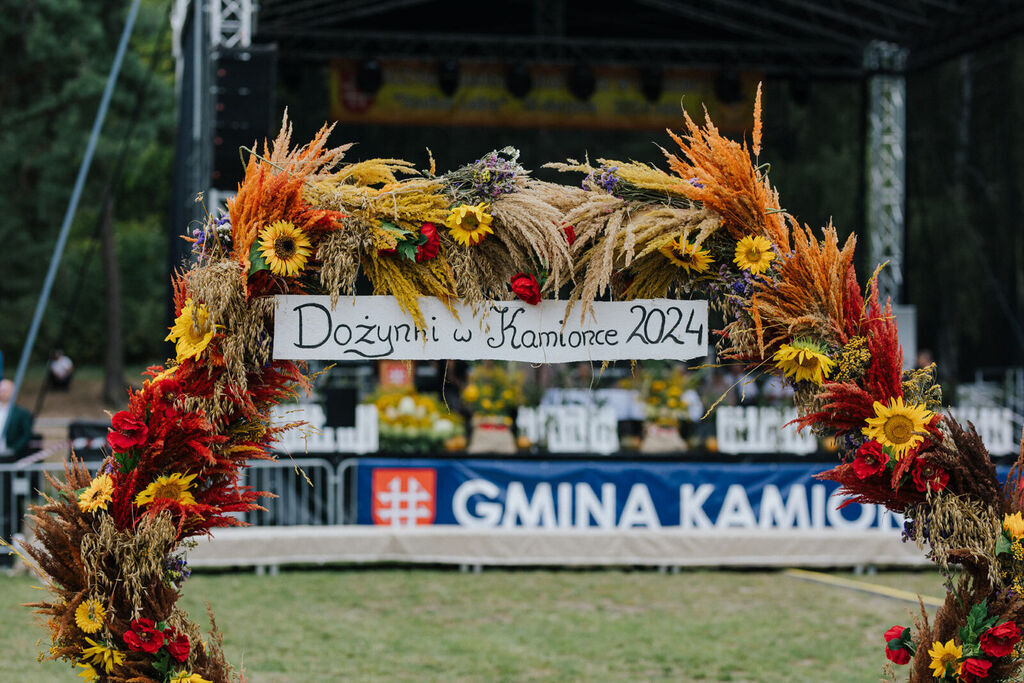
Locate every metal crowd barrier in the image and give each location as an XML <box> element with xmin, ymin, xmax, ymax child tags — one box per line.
<box><xmin>0</xmin><ymin>458</ymin><xmax>363</xmax><ymax>557</ymax></box>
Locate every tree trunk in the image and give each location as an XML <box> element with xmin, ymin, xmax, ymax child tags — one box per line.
<box><xmin>101</xmin><ymin>197</ymin><xmax>125</xmax><ymax>406</ymax></box>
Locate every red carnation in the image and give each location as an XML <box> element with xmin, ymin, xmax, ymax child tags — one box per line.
<box><xmin>108</xmin><ymin>410</ymin><xmax>148</xmax><ymax>452</ymax></box>
<box><xmin>123</xmin><ymin>618</ymin><xmax>164</xmax><ymax>654</ymax></box>
<box><xmin>852</xmin><ymin>440</ymin><xmax>888</xmax><ymax>480</ymax></box>
<box><xmin>883</xmin><ymin>625</ymin><xmax>911</xmax><ymax>665</ymax></box>
<box><xmin>961</xmin><ymin>657</ymin><xmax>992</xmax><ymax>681</ymax></box>
<box><xmin>563</xmin><ymin>224</ymin><xmax>576</xmax><ymax>246</ymax></box>
<box><xmin>510</xmin><ymin>273</ymin><xmax>541</xmax><ymax>305</ymax></box>
<box><xmin>912</xmin><ymin>458</ymin><xmax>949</xmax><ymax>493</ymax></box>
<box><xmin>981</xmin><ymin>620</ymin><xmax>1022</xmax><ymax>658</ymax></box>
<box><xmin>416</xmin><ymin>222</ymin><xmax>440</xmax><ymax>262</ymax></box>
<box><xmin>164</xmin><ymin>628</ymin><xmax>190</xmax><ymax>663</ymax></box>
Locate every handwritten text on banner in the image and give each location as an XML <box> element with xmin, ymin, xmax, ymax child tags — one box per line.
<box><xmin>273</xmin><ymin>295</ymin><xmax>708</xmax><ymax>363</ymax></box>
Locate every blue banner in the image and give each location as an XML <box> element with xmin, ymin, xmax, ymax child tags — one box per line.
<box><xmin>356</xmin><ymin>458</ymin><xmax>915</xmax><ymax>531</ymax></box>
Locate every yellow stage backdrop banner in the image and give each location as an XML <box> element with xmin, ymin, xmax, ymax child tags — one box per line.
<box><xmin>328</xmin><ymin>59</ymin><xmax>761</xmax><ymax>131</ymax></box>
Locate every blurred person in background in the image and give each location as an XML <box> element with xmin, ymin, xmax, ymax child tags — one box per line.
<box><xmin>0</xmin><ymin>379</ymin><xmax>34</xmax><ymax>461</ymax></box>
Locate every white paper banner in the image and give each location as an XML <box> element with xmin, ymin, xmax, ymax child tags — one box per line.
<box><xmin>273</xmin><ymin>295</ymin><xmax>708</xmax><ymax>363</ymax></box>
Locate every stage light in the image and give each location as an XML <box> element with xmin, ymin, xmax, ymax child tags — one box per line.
<box><xmin>438</xmin><ymin>59</ymin><xmax>459</xmax><ymax>97</ymax></box>
<box><xmin>356</xmin><ymin>59</ymin><xmax>383</xmax><ymax>95</ymax></box>
<box><xmin>714</xmin><ymin>69</ymin><xmax>743</xmax><ymax>104</ymax></box>
<box><xmin>639</xmin><ymin>65</ymin><xmax>663</xmax><ymax>103</ymax></box>
<box><xmin>568</xmin><ymin>62</ymin><xmax>595</xmax><ymax>101</ymax></box>
<box><xmin>506</xmin><ymin>62</ymin><xmax>532</xmax><ymax>99</ymax></box>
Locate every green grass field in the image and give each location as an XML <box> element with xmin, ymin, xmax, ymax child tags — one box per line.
<box><xmin>2</xmin><ymin>566</ymin><xmax>945</xmax><ymax>681</ymax></box>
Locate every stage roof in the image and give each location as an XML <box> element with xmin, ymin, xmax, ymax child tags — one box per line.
<box><xmin>255</xmin><ymin>0</ymin><xmax>1024</xmax><ymax>76</ymax></box>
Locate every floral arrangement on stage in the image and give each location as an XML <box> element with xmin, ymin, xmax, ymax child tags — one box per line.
<box><xmin>369</xmin><ymin>388</ymin><xmax>464</xmax><ymax>453</ymax></box>
<box><xmin>15</xmin><ymin>89</ymin><xmax>1024</xmax><ymax>681</ymax></box>
<box><xmin>460</xmin><ymin>361</ymin><xmax>525</xmax><ymax>418</ymax></box>
<box><xmin>633</xmin><ymin>365</ymin><xmax>702</xmax><ymax>427</ymax></box>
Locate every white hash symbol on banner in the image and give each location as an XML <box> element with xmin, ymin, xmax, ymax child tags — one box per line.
<box><xmin>376</xmin><ymin>475</ymin><xmax>433</xmax><ymax>526</ymax></box>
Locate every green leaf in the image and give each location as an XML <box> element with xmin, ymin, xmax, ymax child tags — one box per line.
<box><xmin>381</xmin><ymin>221</ymin><xmax>413</xmax><ymax>237</ymax></box>
<box><xmin>115</xmin><ymin>450</ymin><xmax>139</xmax><ymax>474</ymax></box>
<box><xmin>997</xmin><ymin>532</ymin><xmax>1012</xmax><ymax>556</ymax></box>
<box><xmin>152</xmin><ymin>649</ymin><xmax>171</xmax><ymax>676</ymax></box>
<box><xmin>397</xmin><ymin>239</ymin><xmax>420</xmax><ymax>262</ymax></box>
<box><xmin>248</xmin><ymin>240</ymin><xmax>269</xmax><ymax>275</ymax></box>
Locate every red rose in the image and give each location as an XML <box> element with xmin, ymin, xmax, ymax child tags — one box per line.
<box><xmin>912</xmin><ymin>458</ymin><xmax>949</xmax><ymax>493</ymax></box>
<box><xmin>164</xmin><ymin>628</ymin><xmax>190</xmax><ymax>663</ymax></box>
<box><xmin>961</xmin><ymin>657</ymin><xmax>992</xmax><ymax>681</ymax></box>
<box><xmin>883</xmin><ymin>625</ymin><xmax>911</xmax><ymax>665</ymax></box>
<box><xmin>563</xmin><ymin>224</ymin><xmax>576</xmax><ymax>246</ymax></box>
<box><xmin>123</xmin><ymin>618</ymin><xmax>164</xmax><ymax>654</ymax></box>
<box><xmin>510</xmin><ymin>273</ymin><xmax>541</xmax><ymax>305</ymax></box>
<box><xmin>981</xmin><ymin>620</ymin><xmax>1022</xmax><ymax>658</ymax></box>
<box><xmin>852</xmin><ymin>440</ymin><xmax>888</xmax><ymax>479</ymax></box>
<box><xmin>416</xmin><ymin>222</ymin><xmax>440</xmax><ymax>262</ymax></box>
<box><xmin>108</xmin><ymin>410</ymin><xmax>148</xmax><ymax>452</ymax></box>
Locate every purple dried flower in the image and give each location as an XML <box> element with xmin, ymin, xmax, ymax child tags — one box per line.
<box><xmin>583</xmin><ymin>164</ymin><xmax>621</xmax><ymax>194</ymax></box>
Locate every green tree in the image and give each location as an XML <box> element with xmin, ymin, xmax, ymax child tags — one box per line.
<box><xmin>0</xmin><ymin>0</ymin><xmax>175</xmax><ymax>379</ymax></box>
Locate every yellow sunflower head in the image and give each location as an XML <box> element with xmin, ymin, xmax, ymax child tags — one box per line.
<box><xmin>81</xmin><ymin>637</ymin><xmax>126</xmax><ymax>674</ymax></box>
<box><xmin>164</xmin><ymin>298</ymin><xmax>216</xmax><ymax>363</ymax></box>
<box><xmin>733</xmin><ymin>235</ymin><xmax>775</xmax><ymax>274</ymax></box>
<box><xmin>862</xmin><ymin>395</ymin><xmax>935</xmax><ymax>460</ymax></box>
<box><xmin>74</xmin><ymin>598</ymin><xmax>106</xmax><ymax>634</ymax></box>
<box><xmin>78</xmin><ymin>474</ymin><xmax>114</xmax><ymax>514</ymax></box>
<box><xmin>446</xmin><ymin>203</ymin><xmax>494</xmax><ymax>247</ymax></box>
<box><xmin>258</xmin><ymin>220</ymin><xmax>313</xmax><ymax>277</ymax></box>
<box><xmin>927</xmin><ymin>639</ymin><xmax>962</xmax><ymax>679</ymax></box>
<box><xmin>134</xmin><ymin>472</ymin><xmax>198</xmax><ymax>508</ymax></box>
<box><xmin>772</xmin><ymin>339</ymin><xmax>835</xmax><ymax>385</ymax></box>
<box><xmin>660</xmin><ymin>236</ymin><xmax>713</xmax><ymax>274</ymax></box>
<box><xmin>1004</xmin><ymin>512</ymin><xmax>1024</xmax><ymax>540</ymax></box>
<box><xmin>170</xmin><ymin>673</ymin><xmax>213</xmax><ymax>683</ymax></box>
<box><xmin>76</xmin><ymin>663</ymin><xmax>100</xmax><ymax>682</ymax></box>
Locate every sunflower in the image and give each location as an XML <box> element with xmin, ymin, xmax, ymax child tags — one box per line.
<box><xmin>733</xmin><ymin>235</ymin><xmax>775</xmax><ymax>274</ymax></box>
<box><xmin>170</xmin><ymin>673</ymin><xmax>213</xmax><ymax>683</ymax></box>
<box><xmin>927</xmin><ymin>639</ymin><xmax>962</xmax><ymax>678</ymax></box>
<box><xmin>446</xmin><ymin>203</ymin><xmax>494</xmax><ymax>247</ymax></box>
<box><xmin>135</xmin><ymin>473</ymin><xmax>198</xmax><ymax>507</ymax></box>
<box><xmin>773</xmin><ymin>339</ymin><xmax>835</xmax><ymax>385</ymax></box>
<box><xmin>862</xmin><ymin>396</ymin><xmax>935</xmax><ymax>460</ymax></box>
<box><xmin>81</xmin><ymin>638</ymin><xmax>126</xmax><ymax>674</ymax></box>
<box><xmin>660</xmin><ymin>237</ymin><xmax>713</xmax><ymax>274</ymax></box>
<box><xmin>164</xmin><ymin>298</ymin><xmax>216</xmax><ymax>363</ymax></box>
<box><xmin>74</xmin><ymin>598</ymin><xmax>106</xmax><ymax>634</ymax></box>
<box><xmin>78</xmin><ymin>474</ymin><xmax>114</xmax><ymax>514</ymax></box>
<box><xmin>76</xmin><ymin>663</ymin><xmax>100</xmax><ymax>682</ymax></box>
<box><xmin>257</xmin><ymin>220</ymin><xmax>313</xmax><ymax>276</ymax></box>
<box><xmin>1005</xmin><ymin>512</ymin><xmax>1024</xmax><ymax>540</ymax></box>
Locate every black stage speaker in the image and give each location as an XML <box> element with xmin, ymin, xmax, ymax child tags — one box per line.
<box><xmin>325</xmin><ymin>387</ymin><xmax>359</xmax><ymax>428</ymax></box>
<box><xmin>212</xmin><ymin>46</ymin><xmax>277</xmax><ymax>188</ymax></box>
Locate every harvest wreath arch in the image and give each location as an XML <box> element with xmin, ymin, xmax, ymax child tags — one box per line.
<box><xmin>19</xmin><ymin>95</ymin><xmax>1024</xmax><ymax>682</ymax></box>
